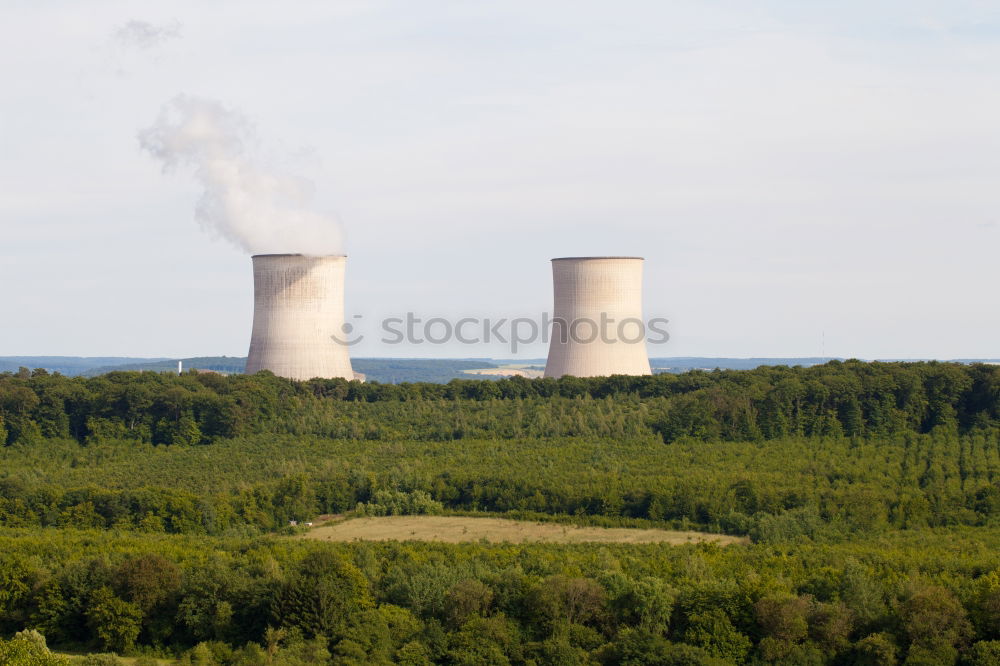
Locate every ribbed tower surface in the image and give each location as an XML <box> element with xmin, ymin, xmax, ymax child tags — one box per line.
<box><xmin>544</xmin><ymin>257</ymin><xmax>652</xmax><ymax>378</ymax></box>
<box><xmin>245</xmin><ymin>254</ymin><xmax>354</xmax><ymax>381</ymax></box>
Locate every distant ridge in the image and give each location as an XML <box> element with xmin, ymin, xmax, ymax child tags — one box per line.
<box><xmin>4</xmin><ymin>356</ymin><xmax>999</xmax><ymax>383</ymax></box>
<box><xmin>81</xmin><ymin>356</ymin><xmax>247</xmax><ymax>377</ymax></box>
<box><xmin>0</xmin><ymin>356</ymin><xmax>500</xmax><ymax>384</ymax></box>
<box><xmin>649</xmin><ymin>357</ymin><xmax>838</xmax><ymax>372</ymax></box>
<box><xmin>650</xmin><ymin>357</ymin><xmax>1000</xmax><ymax>373</ymax></box>
<box><xmin>0</xmin><ymin>356</ymin><xmax>170</xmax><ymax>375</ymax></box>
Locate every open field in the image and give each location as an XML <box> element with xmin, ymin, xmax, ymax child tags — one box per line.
<box><xmin>298</xmin><ymin>515</ymin><xmax>748</xmax><ymax>545</ymax></box>
<box><xmin>462</xmin><ymin>367</ymin><xmax>545</xmax><ymax>378</ymax></box>
<box><xmin>56</xmin><ymin>653</ymin><xmax>171</xmax><ymax>665</ymax></box>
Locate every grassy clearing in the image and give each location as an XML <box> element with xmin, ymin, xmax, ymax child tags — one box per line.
<box><xmin>56</xmin><ymin>653</ymin><xmax>172</xmax><ymax>665</ymax></box>
<box><xmin>461</xmin><ymin>367</ymin><xmax>545</xmax><ymax>377</ymax></box>
<box><xmin>297</xmin><ymin>515</ymin><xmax>748</xmax><ymax>545</ymax></box>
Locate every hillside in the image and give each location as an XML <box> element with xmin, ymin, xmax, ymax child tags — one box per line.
<box><xmin>3</xmin><ymin>362</ymin><xmax>1000</xmax><ymax>662</ymax></box>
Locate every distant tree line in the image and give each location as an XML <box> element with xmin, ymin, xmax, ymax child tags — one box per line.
<box><xmin>2</xmin><ymin>361</ymin><xmax>1000</xmax><ymax>447</ymax></box>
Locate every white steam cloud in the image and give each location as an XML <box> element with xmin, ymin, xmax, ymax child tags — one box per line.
<box><xmin>114</xmin><ymin>20</ymin><xmax>181</xmax><ymax>50</ymax></box>
<box><xmin>138</xmin><ymin>95</ymin><xmax>343</xmax><ymax>255</ymax></box>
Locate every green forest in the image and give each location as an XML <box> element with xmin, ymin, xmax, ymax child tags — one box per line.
<box><xmin>2</xmin><ymin>361</ymin><xmax>1000</xmax><ymax>664</ymax></box>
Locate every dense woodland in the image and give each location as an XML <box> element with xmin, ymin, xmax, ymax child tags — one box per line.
<box><xmin>2</xmin><ymin>362</ymin><xmax>1000</xmax><ymax>664</ymax></box>
<box><xmin>3</xmin><ymin>360</ymin><xmax>998</xmax><ymax>446</ymax></box>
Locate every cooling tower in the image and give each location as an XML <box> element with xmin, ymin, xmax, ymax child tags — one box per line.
<box><xmin>544</xmin><ymin>257</ymin><xmax>652</xmax><ymax>378</ymax></box>
<box><xmin>245</xmin><ymin>254</ymin><xmax>355</xmax><ymax>381</ymax></box>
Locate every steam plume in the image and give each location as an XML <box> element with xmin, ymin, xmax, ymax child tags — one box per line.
<box><xmin>139</xmin><ymin>95</ymin><xmax>343</xmax><ymax>255</ymax></box>
<box><xmin>114</xmin><ymin>20</ymin><xmax>181</xmax><ymax>50</ymax></box>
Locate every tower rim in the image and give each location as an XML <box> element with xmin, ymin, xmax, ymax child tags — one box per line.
<box><xmin>551</xmin><ymin>256</ymin><xmax>644</xmax><ymax>261</ymax></box>
<box><xmin>251</xmin><ymin>253</ymin><xmax>347</xmax><ymax>258</ymax></box>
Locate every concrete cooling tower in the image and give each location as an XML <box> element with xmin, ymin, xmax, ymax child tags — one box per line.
<box><xmin>245</xmin><ymin>254</ymin><xmax>355</xmax><ymax>381</ymax></box>
<box><xmin>544</xmin><ymin>257</ymin><xmax>652</xmax><ymax>378</ymax></box>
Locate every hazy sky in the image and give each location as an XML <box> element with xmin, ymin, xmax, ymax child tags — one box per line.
<box><xmin>2</xmin><ymin>1</ymin><xmax>998</xmax><ymax>359</ymax></box>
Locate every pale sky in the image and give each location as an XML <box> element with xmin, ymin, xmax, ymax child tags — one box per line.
<box><xmin>2</xmin><ymin>1</ymin><xmax>998</xmax><ymax>359</ymax></box>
